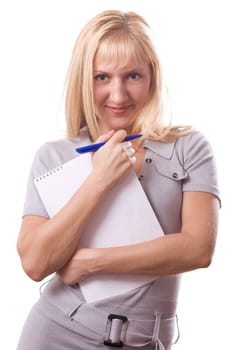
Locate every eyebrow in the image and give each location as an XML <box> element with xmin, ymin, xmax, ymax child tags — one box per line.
<box><xmin>93</xmin><ymin>66</ymin><xmax>147</xmax><ymax>73</ymax></box>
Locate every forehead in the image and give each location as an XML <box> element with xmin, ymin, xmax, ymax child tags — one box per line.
<box><xmin>94</xmin><ymin>51</ymin><xmax>149</xmax><ymax>72</ymax></box>
<box><xmin>94</xmin><ymin>36</ymin><xmax>150</xmax><ymax>71</ymax></box>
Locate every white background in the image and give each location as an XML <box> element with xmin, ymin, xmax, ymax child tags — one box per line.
<box><xmin>0</xmin><ymin>1</ymin><xmax>231</xmax><ymax>349</ymax></box>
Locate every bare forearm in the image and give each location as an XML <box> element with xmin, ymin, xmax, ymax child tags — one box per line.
<box><xmin>58</xmin><ymin>232</ymin><xmax>213</xmax><ymax>285</ymax></box>
<box><xmin>58</xmin><ymin>193</ymin><xmax>218</xmax><ymax>285</ymax></box>
<box><xmin>94</xmin><ymin>232</ymin><xmax>215</xmax><ymax>277</ymax></box>
<box><xmin>92</xmin><ymin>193</ymin><xmax>219</xmax><ymax>277</ymax></box>
<box><xmin>18</xmin><ymin>173</ymin><xmax>107</xmax><ymax>280</ymax></box>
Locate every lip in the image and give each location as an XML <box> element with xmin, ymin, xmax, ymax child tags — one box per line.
<box><xmin>107</xmin><ymin>105</ymin><xmax>131</xmax><ymax>115</ymax></box>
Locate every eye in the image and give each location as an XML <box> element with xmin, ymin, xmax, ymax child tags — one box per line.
<box><xmin>128</xmin><ymin>72</ymin><xmax>141</xmax><ymax>80</ymax></box>
<box><xmin>94</xmin><ymin>74</ymin><xmax>108</xmax><ymax>81</ymax></box>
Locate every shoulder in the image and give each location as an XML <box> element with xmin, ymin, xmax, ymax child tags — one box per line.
<box><xmin>31</xmin><ymin>128</ymin><xmax>91</xmax><ymax>177</ymax></box>
<box><xmin>175</xmin><ymin>129</ymin><xmax>212</xmax><ymax>148</ymax></box>
<box><xmin>145</xmin><ymin>130</ymin><xmax>217</xmax><ymax>179</ymax></box>
<box><xmin>35</xmin><ymin>128</ymin><xmax>91</xmax><ymax>164</ymax></box>
<box><xmin>145</xmin><ymin>130</ymin><xmax>220</xmax><ymax>200</ymax></box>
<box><xmin>145</xmin><ymin>130</ymin><xmax>213</xmax><ymax>160</ymax></box>
<box><xmin>175</xmin><ymin>130</ymin><xmax>215</xmax><ymax>164</ymax></box>
<box><xmin>35</xmin><ymin>138</ymin><xmax>78</xmax><ymax>162</ymax></box>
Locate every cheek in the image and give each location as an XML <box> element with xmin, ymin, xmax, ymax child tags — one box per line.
<box><xmin>94</xmin><ymin>87</ymin><xmax>106</xmax><ymax>105</ymax></box>
<box><xmin>136</xmin><ymin>85</ymin><xmax>150</xmax><ymax>104</ymax></box>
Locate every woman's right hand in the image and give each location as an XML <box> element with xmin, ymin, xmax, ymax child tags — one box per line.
<box><xmin>91</xmin><ymin>130</ymin><xmax>134</xmax><ymax>190</ymax></box>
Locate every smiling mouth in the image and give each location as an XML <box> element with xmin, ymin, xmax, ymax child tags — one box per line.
<box><xmin>107</xmin><ymin>105</ymin><xmax>131</xmax><ymax>114</ymax></box>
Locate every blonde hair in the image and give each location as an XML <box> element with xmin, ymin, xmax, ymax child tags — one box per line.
<box><xmin>65</xmin><ymin>10</ymin><xmax>192</xmax><ymax>141</ymax></box>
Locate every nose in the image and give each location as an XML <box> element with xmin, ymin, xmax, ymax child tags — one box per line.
<box><xmin>109</xmin><ymin>78</ymin><xmax>128</xmax><ymax>105</ymax></box>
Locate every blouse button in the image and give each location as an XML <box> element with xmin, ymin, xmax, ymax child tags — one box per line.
<box><xmin>138</xmin><ymin>175</ymin><xmax>144</xmax><ymax>181</ymax></box>
<box><xmin>172</xmin><ymin>172</ymin><xmax>179</xmax><ymax>179</ymax></box>
<box><xmin>145</xmin><ymin>158</ymin><xmax>152</xmax><ymax>164</ymax></box>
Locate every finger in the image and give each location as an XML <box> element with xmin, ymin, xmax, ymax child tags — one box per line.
<box><xmin>123</xmin><ymin>141</ymin><xmax>132</xmax><ymax>149</ymax></box>
<box><xmin>124</xmin><ymin>145</ymin><xmax>136</xmax><ymax>163</ymax></box>
<box><xmin>130</xmin><ymin>155</ymin><xmax>136</xmax><ymax>164</ymax></box>
<box><xmin>95</xmin><ymin>130</ymin><xmax>114</xmax><ymax>143</ymax></box>
<box><xmin>106</xmin><ymin>129</ymin><xmax>127</xmax><ymax>146</ymax></box>
<box><xmin>125</xmin><ymin>147</ymin><xmax>135</xmax><ymax>157</ymax></box>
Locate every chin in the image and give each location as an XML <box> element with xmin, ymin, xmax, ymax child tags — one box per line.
<box><xmin>110</xmin><ymin>121</ymin><xmax>135</xmax><ymax>132</ymax></box>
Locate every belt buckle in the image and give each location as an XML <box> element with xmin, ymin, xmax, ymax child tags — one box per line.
<box><xmin>104</xmin><ymin>313</ymin><xmax>128</xmax><ymax>348</ymax></box>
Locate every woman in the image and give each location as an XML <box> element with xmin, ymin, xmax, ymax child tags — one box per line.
<box><xmin>16</xmin><ymin>10</ymin><xmax>220</xmax><ymax>350</ymax></box>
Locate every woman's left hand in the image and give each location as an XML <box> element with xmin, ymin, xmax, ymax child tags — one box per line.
<box><xmin>58</xmin><ymin>247</ymin><xmax>98</xmax><ymax>285</ymax></box>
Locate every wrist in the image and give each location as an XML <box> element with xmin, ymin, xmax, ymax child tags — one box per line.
<box><xmin>88</xmin><ymin>248</ymin><xmax>107</xmax><ymax>274</ymax></box>
<box><xmin>86</xmin><ymin>171</ymin><xmax>109</xmax><ymax>196</ymax></box>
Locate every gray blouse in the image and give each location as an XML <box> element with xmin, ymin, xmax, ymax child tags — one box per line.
<box><xmin>22</xmin><ymin>128</ymin><xmax>220</xmax><ymax>345</ymax></box>
<box><xmin>23</xmin><ymin>128</ymin><xmax>220</xmax><ymax>235</ymax></box>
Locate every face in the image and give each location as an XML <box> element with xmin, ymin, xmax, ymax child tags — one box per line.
<box><xmin>93</xmin><ymin>51</ymin><xmax>151</xmax><ymax>134</ymax></box>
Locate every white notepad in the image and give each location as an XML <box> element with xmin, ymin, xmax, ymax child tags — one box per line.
<box><xmin>34</xmin><ymin>153</ymin><xmax>164</xmax><ymax>302</ymax></box>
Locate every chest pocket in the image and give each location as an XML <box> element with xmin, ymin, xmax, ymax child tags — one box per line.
<box><xmin>154</xmin><ymin>158</ymin><xmax>188</xmax><ymax>182</ymax></box>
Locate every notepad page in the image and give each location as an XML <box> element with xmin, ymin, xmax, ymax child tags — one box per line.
<box><xmin>34</xmin><ymin>154</ymin><xmax>92</xmax><ymax>217</ymax></box>
<box><xmin>34</xmin><ymin>153</ymin><xmax>164</xmax><ymax>302</ymax></box>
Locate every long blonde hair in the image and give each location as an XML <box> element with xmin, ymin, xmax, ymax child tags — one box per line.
<box><xmin>65</xmin><ymin>10</ymin><xmax>192</xmax><ymax>141</ymax></box>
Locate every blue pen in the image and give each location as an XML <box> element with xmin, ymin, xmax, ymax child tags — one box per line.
<box><xmin>75</xmin><ymin>134</ymin><xmax>143</xmax><ymax>154</ymax></box>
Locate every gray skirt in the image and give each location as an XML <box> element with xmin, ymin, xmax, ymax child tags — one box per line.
<box><xmin>16</xmin><ymin>276</ymin><xmax>180</xmax><ymax>350</ymax></box>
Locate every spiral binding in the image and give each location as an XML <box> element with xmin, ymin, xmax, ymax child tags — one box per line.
<box><xmin>35</xmin><ymin>165</ymin><xmax>63</xmax><ymax>182</ymax></box>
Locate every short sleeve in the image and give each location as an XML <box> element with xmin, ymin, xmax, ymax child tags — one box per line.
<box><xmin>22</xmin><ymin>143</ymin><xmax>55</xmax><ymax>218</ymax></box>
<box><xmin>180</xmin><ymin>131</ymin><xmax>220</xmax><ymax>204</ymax></box>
